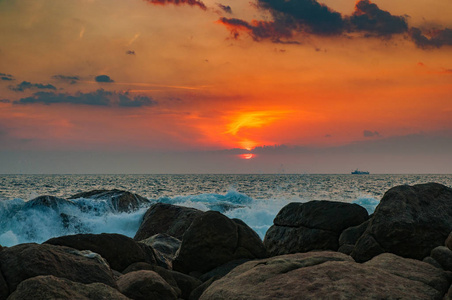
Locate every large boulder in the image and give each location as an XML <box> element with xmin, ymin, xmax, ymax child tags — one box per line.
<box><xmin>0</xmin><ymin>243</ymin><xmax>116</xmax><ymax>292</ymax></box>
<box><xmin>0</xmin><ymin>269</ymin><xmax>8</xmax><ymax>300</ymax></box>
<box><xmin>200</xmin><ymin>251</ymin><xmax>451</xmax><ymax>300</ymax></box>
<box><xmin>446</xmin><ymin>232</ymin><xmax>452</xmax><ymax>251</ymax></box>
<box><xmin>173</xmin><ymin>211</ymin><xmax>267</xmax><ymax>274</ymax></box>
<box><xmin>69</xmin><ymin>189</ymin><xmax>150</xmax><ymax>212</ymax></box>
<box><xmin>430</xmin><ymin>246</ymin><xmax>452</xmax><ymax>271</ymax></box>
<box><xmin>139</xmin><ymin>234</ymin><xmax>181</xmax><ymax>268</ymax></box>
<box><xmin>352</xmin><ymin>183</ymin><xmax>452</xmax><ymax>262</ymax></box>
<box><xmin>117</xmin><ymin>270</ymin><xmax>178</xmax><ymax>300</ymax></box>
<box><xmin>45</xmin><ymin>233</ymin><xmax>156</xmax><ymax>272</ymax></box>
<box><xmin>134</xmin><ymin>203</ymin><xmax>203</xmax><ymax>241</ymax></box>
<box><xmin>264</xmin><ymin>200</ymin><xmax>369</xmax><ymax>256</ymax></box>
<box><xmin>23</xmin><ymin>195</ymin><xmax>77</xmax><ymax>210</ymax></box>
<box><xmin>8</xmin><ymin>275</ymin><xmax>128</xmax><ymax>300</ymax></box>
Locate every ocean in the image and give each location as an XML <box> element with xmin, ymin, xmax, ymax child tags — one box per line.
<box><xmin>1</xmin><ymin>174</ymin><xmax>451</xmax><ymax>247</ymax></box>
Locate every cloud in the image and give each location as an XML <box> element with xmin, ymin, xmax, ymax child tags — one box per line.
<box><xmin>126</xmin><ymin>50</ymin><xmax>136</xmax><ymax>55</ymax></box>
<box><xmin>9</xmin><ymin>81</ymin><xmax>57</xmax><ymax>92</ymax></box>
<box><xmin>143</xmin><ymin>0</ymin><xmax>207</xmax><ymax>10</ymax></box>
<box><xmin>410</xmin><ymin>27</ymin><xmax>452</xmax><ymax>48</ymax></box>
<box><xmin>0</xmin><ymin>99</ymin><xmax>10</xmax><ymax>103</ymax></box>
<box><xmin>218</xmin><ymin>18</ymin><xmax>292</xmax><ymax>41</ymax></box>
<box><xmin>1</xmin><ymin>73</ymin><xmax>14</xmax><ymax>81</ymax></box>
<box><xmin>13</xmin><ymin>89</ymin><xmax>157</xmax><ymax>108</ymax></box>
<box><xmin>52</xmin><ymin>75</ymin><xmax>80</xmax><ymax>84</ymax></box>
<box><xmin>363</xmin><ymin>130</ymin><xmax>381</xmax><ymax>138</ymax></box>
<box><xmin>217</xmin><ymin>3</ymin><xmax>232</xmax><ymax>14</ymax></box>
<box><xmin>95</xmin><ymin>75</ymin><xmax>114</xmax><ymax>83</ymax></box>
<box><xmin>349</xmin><ymin>0</ymin><xmax>408</xmax><ymax>37</ymax></box>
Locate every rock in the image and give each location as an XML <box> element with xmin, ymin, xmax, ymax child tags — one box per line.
<box><xmin>423</xmin><ymin>256</ymin><xmax>443</xmax><ymax>269</ymax></box>
<box><xmin>431</xmin><ymin>246</ymin><xmax>452</xmax><ymax>271</ymax></box>
<box><xmin>173</xmin><ymin>211</ymin><xmax>267</xmax><ymax>274</ymax></box>
<box><xmin>69</xmin><ymin>189</ymin><xmax>149</xmax><ymax>212</ymax></box>
<box><xmin>352</xmin><ymin>183</ymin><xmax>452</xmax><ymax>262</ymax></box>
<box><xmin>189</xmin><ymin>277</ymin><xmax>217</xmax><ymax>300</ymax></box>
<box><xmin>337</xmin><ymin>244</ymin><xmax>355</xmax><ymax>255</ymax></box>
<box><xmin>264</xmin><ymin>200</ymin><xmax>368</xmax><ymax>256</ymax></box>
<box><xmin>446</xmin><ymin>232</ymin><xmax>452</xmax><ymax>251</ymax></box>
<box><xmin>134</xmin><ymin>203</ymin><xmax>203</xmax><ymax>241</ymax></box>
<box><xmin>339</xmin><ymin>220</ymin><xmax>369</xmax><ymax>246</ymax></box>
<box><xmin>0</xmin><ymin>269</ymin><xmax>8</xmax><ymax>300</ymax></box>
<box><xmin>117</xmin><ymin>270</ymin><xmax>178</xmax><ymax>300</ymax></box>
<box><xmin>199</xmin><ymin>259</ymin><xmax>250</xmax><ymax>282</ymax></box>
<box><xmin>446</xmin><ymin>284</ymin><xmax>452</xmax><ymax>300</ymax></box>
<box><xmin>364</xmin><ymin>253</ymin><xmax>452</xmax><ymax>295</ymax></box>
<box><xmin>152</xmin><ymin>266</ymin><xmax>202</xmax><ymax>299</ymax></box>
<box><xmin>23</xmin><ymin>195</ymin><xmax>76</xmax><ymax>210</ymax></box>
<box><xmin>8</xmin><ymin>275</ymin><xmax>128</xmax><ymax>300</ymax></box>
<box><xmin>45</xmin><ymin>233</ymin><xmax>155</xmax><ymax>272</ymax></box>
<box><xmin>200</xmin><ymin>251</ymin><xmax>448</xmax><ymax>300</ymax></box>
<box><xmin>139</xmin><ymin>234</ymin><xmax>181</xmax><ymax>268</ymax></box>
<box><xmin>0</xmin><ymin>243</ymin><xmax>116</xmax><ymax>292</ymax></box>
<box><xmin>123</xmin><ymin>262</ymin><xmax>155</xmax><ymax>274</ymax></box>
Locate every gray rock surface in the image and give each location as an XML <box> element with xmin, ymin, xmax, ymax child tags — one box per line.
<box><xmin>134</xmin><ymin>203</ymin><xmax>203</xmax><ymax>241</ymax></box>
<box><xmin>0</xmin><ymin>243</ymin><xmax>116</xmax><ymax>292</ymax></box>
<box><xmin>69</xmin><ymin>189</ymin><xmax>149</xmax><ymax>212</ymax></box>
<box><xmin>200</xmin><ymin>251</ymin><xmax>450</xmax><ymax>300</ymax></box>
<box><xmin>264</xmin><ymin>200</ymin><xmax>368</xmax><ymax>255</ymax></box>
<box><xmin>8</xmin><ymin>275</ymin><xmax>129</xmax><ymax>300</ymax></box>
<box><xmin>117</xmin><ymin>270</ymin><xmax>178</xmax><ymax>300</ymax></box>
<box><xmin>431</xmin><ymin>246</ymin><xmax>452</xmax><ymax>271</ymax></box>
<box><xmin>352</xmin><ymin>183</ymin><xmax>452</xmax><ymax>262</ymax></box>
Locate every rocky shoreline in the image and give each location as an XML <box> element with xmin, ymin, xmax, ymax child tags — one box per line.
<box><xmin>1</xmin><ymin>182</ymin><xmax>452</xmax><ymax>299</ymax></box>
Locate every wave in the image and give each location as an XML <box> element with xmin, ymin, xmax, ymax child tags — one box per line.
<box><xmin>0</xmin><ymin>190</ymin><xmax>378</xmax><ymax>247</ymax></box>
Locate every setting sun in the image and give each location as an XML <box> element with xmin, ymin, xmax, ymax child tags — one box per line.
<box><xmin>239</xmin><ymin>154</ymin><xmax>256</xmax><ymax>160</ymax></box>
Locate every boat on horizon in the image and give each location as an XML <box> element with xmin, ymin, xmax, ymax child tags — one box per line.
<box><xmin>351</xmin><ymin>169</ymin><xmax>370</xmax><ymax>175</ymax></box>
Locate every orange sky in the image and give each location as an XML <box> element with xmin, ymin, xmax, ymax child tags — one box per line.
<box><xmin>0</xmin><ymin>0</ymin><xmax>451</xmax><ymax>173</ymax></box>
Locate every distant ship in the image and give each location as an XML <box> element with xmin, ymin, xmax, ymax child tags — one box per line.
<box><xmin>351</xmin><ymin>169</ymin><xmax>369</xmax><ymax>175</ymax></box>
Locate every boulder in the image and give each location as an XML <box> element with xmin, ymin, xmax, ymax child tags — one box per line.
<box><xmin>69</xmin><ymin>189</ymin><xmax>149</xmax><ymax>212</ymax></box>
<box><xmin>117</xmin><ymin>270</ymin><xmax>178</xmax><ymax>300</ymax></box>
<box><xmin>123</xmin><ymin>262</ymin><xmax>155</xmax><ymax>274</ymax></box>
<box><xmin>45</xmin><ymin>233</ymin><xmax>156</xmax><ymax>272</ymax></box>
<box><xmin>364</xmin><ymin>253</ymin><xmax>452</xmax><ymax>295</ymax></box>
<box><xmin>430</xmin><ymin>246</ymin><xmax>452</xmax><ymax>271</ymax></box>
<box><xmin>139</xmin><ymin>234</ymin><xmax>181</xmax><ymax>268</ymax></box>
<box><xmin>200</xmin><ymin>251</ymin><xmax>449</xmax><ymax>300</ymax></box>
<box><xmin>23</xmin><ymin>195</ymin><xmax>76</xmax><ymax>210</ymax></box>
<box><xmin>264</xmin><ymin>200</ymin><xmax>368</xmax><ymax>256</ymax></box>
<box><xmin>446</xmin><ymin>232</ymin><xmax>452</xmax><ymax>251</ymax></box>
<box><xmin>337</xmin><ymin>244</ymin><xmax>355</xmax><ymax>255</ymax></box>
<box><xmin>352</xmin><ymin>183</ymin><xmax>452</xmax><ymax>262</ymax></box>
<box><xmin>339</xmin><ymin>220</ymin><xmax>369</xmax><ymax>246</ymax></box>
<box><xmin>446</xmin><ymin>284</ymin><xmax>452</xmax><ymax>300</ymax></box>
<box><xmin>134</xmin><ymin>203</ymin><xmax>203</xmax><ymax>241</ymax></box>
<box><xmin>0</xmin><ymin>243</ymin><xmax>116</xmax><ymax>292</ymax></box>
<box><xmin>423</xmin><ymin>256</ymin><xmax>443</xmax><ymax>269</ymax></box>
<box><xmin>8</xmin><ymin>275</ymin><xmax>128</xmax><ymax>300</ymax></box>
<box><xmin>0</xmin><ymin>270</ymin><xmax>8</xmax><ymax>300</ymax></box>
<box><xmin>173</xmin><ymin>211</ymin><xmax>267</xmax><ymax>274</ymax></box>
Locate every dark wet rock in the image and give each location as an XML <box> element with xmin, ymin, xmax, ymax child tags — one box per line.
<box><xmin>139</xmin><ymin>234</ymin><xmax>181</xmax><ymax>268</ymax></box>
<box><xmin>8</xmin><ymin>275</ymin><xmax>128</xmax><ymax>300</ymax></box>
<box><xmin>200</xmin><ymin>251</ymin><xmax>448</xmax><ymax>300</ymax></box>
<box><xmin>0</xmin><ymin>243</ymin><xmax>116</xmax><ymax>292</ymax></box>
<box><xmin>23</xmin><ymin>195</ymin><xmax>76</xmax><ymax>210</ymax></box>
<box><xmin>446</xmin><ymin>284</ymin><xmax>452</xmax><ymax>300</ymax></box>
<box><xmin>431</xmin><ymin>246</ymin><xmax>452</xmax><ymax>271</ymax></box>
<box><xmin>199</xmin><ymin>259</ymin><xmax>250</xmax><ymax>282</ymax></box>
<box><xmin>45</xmin><ymin>233</ymin><xmax>156</xmax><ymax>272</ymax></box>
<box><xmin>189</xmin><ymin>277</ymin><xmax>218</xmax><ymax>300</ymax></box>
<box><xmin>337</xmin><ymin>244</ymin><xmax>355</xmax><ymax>255</ymax></box>
<box><xmin>446</xmin><ymin>232</ymin><xmax>452</xmax><ymax>251</ymax></box>
<box><xmin>352</xmin><ymin>183</ymin><xmax>452</xmax><ymax>262</ymax></box>
<box><xmin>151</xmin><ymin>266</ymin><xmax>202</xmax><ymax>299</ymax></box>
<box><xmin>123</xmin><ymin>262</ymin><xmax>154</xmax><ymax>274</ymax></box>
<box><xmin>173</xmin><ymin>211</ymin><xmax>267</xmax><ymax>274</ymax></box>
<box><xmin>264</xmin><ymin>200</ymin><xmax>368</xmax><ymax>256</ymax></box>
<box><xmin>364</xmin><ymin>253</ymin><xmax>452</xmax><ymax>295</ymax></box>
<box><xmin>0</xmin><ymin>269</ymin><xmax>8</xmax><ymax>300</ymax></box>
<box><xmin>423</xmin><ymin>256</ymin><xmax>443</xmax><ymax>269</ymax></box>
<box><xmin>117</xmin><ymin>270</ymin><xmax>178</xmax><ymax>300</ymax></box>
<box><xmin>134</xmin><ymin>203</ymin><xmax>203</xmax><ymax>241</ymax></box>
<box><xmin>69</xmin><ymin>189</ymin><xmax>150</xmax><ymax>212</ymax></box>
<box><xmin>339</xmin><ymin>220</ymin><xmax>369</xmax><ymax>246</ymax></box>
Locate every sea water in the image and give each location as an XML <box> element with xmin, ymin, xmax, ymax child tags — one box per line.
<box><xmin>0</xmin><ymin>174</ymin><xmax>451</xmax><ymax>247</ymax></box>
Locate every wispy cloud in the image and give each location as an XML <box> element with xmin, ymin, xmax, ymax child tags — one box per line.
<box><xmin>9</xmin><ymin>81</ymin><xmax>57</xmax><ymax>92</ymax></box>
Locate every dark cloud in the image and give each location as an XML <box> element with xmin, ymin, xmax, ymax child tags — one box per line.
<box><xmin>13</xmin><ymin>89</ymin><xmax>157</xmax><ymax>108</ymax></box>
<box><xmin>143</xmin><ymin>0</ymin><xmax>207</xmax><ymax>10</ymax></box>
<box><xmin>1</xmin><ymin>73</ymin><xmax>14</xmax><ymax>81</ymax></box>
<box><xmin>95</xmin><ymin>75</ymin><xmax>114</xmax><ymax>83</ymax></box>
<box><xmin>0</xmin><ymin>99</ymin><xmax>10</xmax><ymax>103</ymax></box>
<box><xmin>52</xmin><ymin>75</ymin><xmax>80</xmax><ymax>84</ymax></box>
<box><xmin>363</xmin><ymin>130</ymin><xmax>380</xmax><ymax>138</ymax></box>
<box><xmin>218</xmin><ymin>3</ymin><xmax>232</xmax><ymax>14</ymax></box>
<box><xmin>349</xmin><ymin>0</ymin><xmax>408</xmax><ymax>37</ymax></box>
<box><xmin>126</xmin><ymin>50</ymin><xmax>136</xmax><ymax>55</ymax></box>
<box><xmin>9</xmin><ymin>81</ymin><xmax>57</xmax><ymax>92</ymax></box>
<box><xmin>410</xmin><ymin>27</ymin><xmax>452</xmax><ymax>48</ymax></box>
<box><xmin>218</xmin><ymin>18</ymin><xmax>292</xmax><ymax>41</ymax></box>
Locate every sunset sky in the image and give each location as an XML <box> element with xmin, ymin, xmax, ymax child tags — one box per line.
<box><xmin>0</xmin><ymin>0</ymin><xmax>451</xmax><ymax>174</ymax></box>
